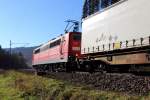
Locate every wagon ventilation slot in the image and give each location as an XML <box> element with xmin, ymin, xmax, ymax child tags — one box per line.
<box><xmin>83</xmin><ymin>36</ymin><xmax>150</xmax><ymax>54</ymax></box>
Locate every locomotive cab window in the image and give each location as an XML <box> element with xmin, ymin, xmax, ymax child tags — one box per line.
<box><xmin>73</xmin><ymin>34</ymin><xmax>81</xmax><ymax>41</ymax></box>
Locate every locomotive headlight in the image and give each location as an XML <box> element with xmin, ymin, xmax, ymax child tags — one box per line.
<box><xmin>76</xmin><ymin>53</ymin><xmax>79</xmax><ymax>57</ymax></box>
<box><xmin>72</xmin><ymin>47</ymin><xmax>80</xmax><ymax>51</ymax></box>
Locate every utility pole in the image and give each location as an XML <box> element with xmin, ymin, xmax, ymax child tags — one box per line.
<box><xmin>10</xmin><ymin>40</ymin><xmax>12</xmax><ymax>55</ymax></box>
<box><xmin>9</xmin><ymin>40</ymin><xmax>12</xmax><ymax>68</ymax></box>
<box><xmin>9</xmin><ymin>40</ymin><xmax>29</xmax><ymax>68</ymax></box>
<box><xmin>9</xmin><ymin>40</ymin><xmax>29</xmax><ymax>55</ymax></box>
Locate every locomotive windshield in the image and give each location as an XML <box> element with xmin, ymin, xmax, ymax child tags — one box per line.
<box><xmin>73</xmin><ymin>34</ymin><xmax>81</xmax><ymax>41</ymax></box>
<box><xmin>82</xmin><ymin>0</ymin><xmax>121</xmax><ymax>19</ymax></box>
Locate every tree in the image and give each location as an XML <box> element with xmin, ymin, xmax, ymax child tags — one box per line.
<box><xmin>0</xmin><ymin>46</ymin><xmax>28</xmax><ymax>69</ymax></box>
<box><xmin>82</xmin><ymin>0</ymin><xmax>100</xmax><ymax>18</ymax></box>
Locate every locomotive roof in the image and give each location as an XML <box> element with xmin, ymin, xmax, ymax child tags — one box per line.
<box><xmin>33</xmin><ymin>35</ymin><xmax>61</xmax><ymax>52</ymax></box>
<box><xmin>41</xmin><ymin>35</ymin><xmax>62</xmax><ymax>48</ymax></box>
<box><xmin>33</xmin><ymin>32</ymin><xmax>81</xmax><ymax>51</ymax></box>
<box><xmin>34</xmin><ymin>33</ymin><xmax>67</xmax><ymax>51</ymax></box>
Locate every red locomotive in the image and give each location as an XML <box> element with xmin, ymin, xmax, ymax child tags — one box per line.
<box><xmin>32</xmin><ymin>32</ymin><xmax>81</xmax><ymax>72</ymax></box>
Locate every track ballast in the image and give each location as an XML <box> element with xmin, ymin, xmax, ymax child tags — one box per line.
<box><xmin>44</xmin><ymin>72</ymin><xmax>150</xmax><ymax>96</ymax></box>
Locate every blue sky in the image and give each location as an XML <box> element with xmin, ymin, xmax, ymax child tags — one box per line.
<box><xmin>0</xmin><ymin>0</ymin><xmax>83</xmax><ymax>48</ymax></box>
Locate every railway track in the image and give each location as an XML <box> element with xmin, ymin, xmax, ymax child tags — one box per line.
<box><xmin>22</xmin><ymin>67</ymin><xmax>150</xmax><ymax>95</ymax></box>
<box><xmin>42</xmin><ymin>72</ymin><xmax>150</xmax><ymax>96</ymax></box>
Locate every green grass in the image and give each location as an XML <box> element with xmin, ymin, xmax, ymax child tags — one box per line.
<box><xmin>0</xmin><ymin>70</ymin><xmax>149</xmax><ymax>100</ymax></box>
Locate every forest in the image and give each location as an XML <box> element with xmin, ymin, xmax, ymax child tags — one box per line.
<box><xmin>0</xmin><ymin>46</ymin><xmax>27</xmax><ymax>69</ymax></box>
<box><xmin>82</xmin><ymin>0</ymin><xmax>120</xmax><ymax>18</ymax></box>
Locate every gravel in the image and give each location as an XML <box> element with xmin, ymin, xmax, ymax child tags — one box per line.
<box><xmin>46</xmin><ymin>72</ymin><xmax>150</xmax><ymax>95</ymax></box>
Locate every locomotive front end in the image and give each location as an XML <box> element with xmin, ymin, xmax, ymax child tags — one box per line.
<box><xmin>68</xmin><ymin>32</ymin><xmax>81</xmax><ymax>61</ymax></box>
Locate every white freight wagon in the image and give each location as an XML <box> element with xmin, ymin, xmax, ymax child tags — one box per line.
<box><xmin>82</xmin><ymin>0</ymin><xmax>150</xmax><ymax>54</ymax></box>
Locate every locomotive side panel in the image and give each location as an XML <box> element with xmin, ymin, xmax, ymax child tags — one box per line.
<box><xmin>32</xmin><ymin>51</ymin><xmax>40</xmax><ymax>66</ymax></box>
<box><xmin>82</xmin><ymin>0</ymin><xmax>150</xmax><ymax>54</ymax></box>
<box><xmin>32</xmin><ymin>33</ymin><xmax>69</xmax><ymax>65</ymax></box>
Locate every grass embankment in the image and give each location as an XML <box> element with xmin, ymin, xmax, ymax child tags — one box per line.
<box><xmin>0</xmin><ymin>71</ymin><xmax>149</xmax><ymax>100</ymax></box>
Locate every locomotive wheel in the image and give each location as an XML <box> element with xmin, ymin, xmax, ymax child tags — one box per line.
<box><xmin>65</xmin><ymin>62</ymin><xmax>77</xmax><ymax>72</ymax></box>
<box><xmin>85</xmin><ymin>64</ymin><xmax>92</xmax><ymax>73</ymax></box>
<box><xmin>65</xmin><ymin>63</ymin><xmax>71</xmax><ymax>72</ymax></box>
<box><xmin>96</xmin><ymin>64</ymin><xmax>106</xmax><ymax>73</ymax></box>
<box><xmin>35</xmin><ymin>70</ymin><xmax>46</xmax><ymax>76</ymax></box>
<box><xmin>34</xmin><ymin>65</ymin><xmax>47</xmax><ymax>76</ymax></box>
<box><xmin>84</xmin><ymin>61</ymin><xmax>94</xmax><ymax>73</ymax></box>
<box><xmin>66</xmin><ymin>66</ymin><xmax>72</xmax><ymax>73</ymax></box>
